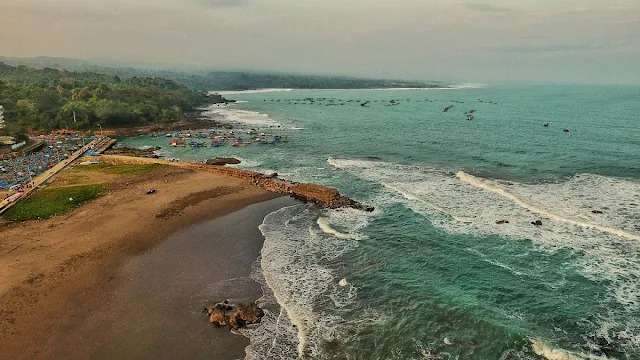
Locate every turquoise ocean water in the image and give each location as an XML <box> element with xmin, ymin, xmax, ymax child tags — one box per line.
<box><xmin>121</xmin><ymin>85</ymin><xmax>640</xmax><ymax>359</ymax></box>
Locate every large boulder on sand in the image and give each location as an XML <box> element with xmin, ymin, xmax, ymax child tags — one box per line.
<box><xmin>229</xmin><ymin>303</ymin><xmax>264</xmax><ymax>330</ymax></box>
<box><xmin>207</xmin><ymin>301</ymin><xmax>235</xmax><ymax>327</ymax></box>
<box><xmin>205</xmin><ymin>301</ymin><xmax>264</xmax><ymax>330</ymax></box>
<box><xmin>206</xmin><ymin>158</ymin><xmax>241</xmax><ymax>166</ymax></box>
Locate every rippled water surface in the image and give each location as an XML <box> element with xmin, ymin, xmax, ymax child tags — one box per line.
<box><xmin>122</xmin><ymin>85</ymin><xmax>640</xmax><ymax>359</ymax></box>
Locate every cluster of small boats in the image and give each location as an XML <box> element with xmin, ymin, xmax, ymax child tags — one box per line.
<box><xmin>165</xmin><ymin>130</ymin><xmax>288</xmax><ymax>148</ymax></box>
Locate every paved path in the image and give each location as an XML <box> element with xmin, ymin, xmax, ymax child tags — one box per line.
<box><xmin>0</xmin><ymin>137</ymin><xmax>110</xmax><ymax>216</ymax></box>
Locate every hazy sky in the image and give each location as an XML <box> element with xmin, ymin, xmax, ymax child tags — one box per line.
<box><xmin>1</xmin><ymin>0</ymin><xmax>639</xmax><ymax>84</ymax></box>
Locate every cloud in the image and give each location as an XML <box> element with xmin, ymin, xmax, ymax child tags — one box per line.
<box><xmin>193</xmin><ymin>0</ymin><xmax>248</xmax><ymax>7</ymax></box>
<box><xmin>454</xmin><ymin>2</ymin><xmax>512</xmax><ymax>13</ymax></box>
<box><xmin>491</xmin><ymin>42</ymin><xmax>610</xmax><ymax>53</ymax></box>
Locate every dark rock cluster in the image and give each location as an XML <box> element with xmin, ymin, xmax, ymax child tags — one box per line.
<box><xmin>203</xmin><ymin>300</ymin><xmax>264</xmax><ymax>330</ymax></box>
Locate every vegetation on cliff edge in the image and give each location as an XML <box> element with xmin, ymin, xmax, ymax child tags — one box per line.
<box><xmin>0</xmin><ymin>62</ymin><xmax>209</xmax><ymax>132</ymax></box>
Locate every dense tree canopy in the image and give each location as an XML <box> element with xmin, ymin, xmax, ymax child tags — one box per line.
<box><xmin>0</xmin><ymin>63</ymin><xmax>209</xmax><ymax>132</ymax></box>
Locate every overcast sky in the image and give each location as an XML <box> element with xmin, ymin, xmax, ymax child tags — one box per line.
<box><xmin>1</xmin><ymin>0</ymin><xmax>639</xmax><ymax>84</ymax></box>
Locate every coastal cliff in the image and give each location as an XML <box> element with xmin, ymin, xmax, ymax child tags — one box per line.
<box><xmin>96</xmin><ymin>155</ymin><xmax>373</xmax><ymax>211</ymax></box>
<box><xmin>209</xmin><ymin>93</ymin><xmax>236</xmax><ymax>104</ymax></box>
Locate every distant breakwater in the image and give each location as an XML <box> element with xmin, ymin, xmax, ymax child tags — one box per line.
<box><xmin>96</xmin><ymin>155</ymin><xmax>373</xmax><ymax>211</ymax></box>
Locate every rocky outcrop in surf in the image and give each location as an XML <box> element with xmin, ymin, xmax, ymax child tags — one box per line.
<box><xmin>204</xmin><ymin>300</ymin><xmax>264</xmax><ymax>330</ymax></box>
<box><xmin>209</xmin><ymin>93</ymin><xmax>236</xmax><ymax>104</ymax></box>
<box><xmin>205</xmin><ymin>157</ymin><xmax>241</xmax><ymax>166</ymax></box>
<box><xmin>216</xmin><ymin>167</ymin><xmax>374</xmax><ymax>211</ymax></box>
<box><xmin>104</xmin><ymin>146</ymin><xmax>161</xmax><ymax>158</ymax></box>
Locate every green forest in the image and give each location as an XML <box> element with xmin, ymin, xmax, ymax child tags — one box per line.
<box><xmin>0</xmin><ymin>62</ymin><xmax>209</xmax><ymax>132</ymax></box>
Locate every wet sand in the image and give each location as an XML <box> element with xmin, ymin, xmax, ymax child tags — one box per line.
<box><xmin>43</xmin><ymin>197</ymin><xmax>297</xmax><ymax>359</ymax></box>
<box><xmin>0</xmin><ymin>164</ymin><xmax>298</xmax><ymax>359</ymax></box>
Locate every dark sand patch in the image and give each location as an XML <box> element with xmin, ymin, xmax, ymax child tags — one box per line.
<box><xmin>156</xmin><ymin>187</ymin><xmax>241</xmax><ymax>219</ymax></box>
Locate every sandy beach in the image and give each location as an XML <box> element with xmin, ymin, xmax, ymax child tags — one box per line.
<box><xmin>0</xmin><ymin>163</ymin><xmax>297</xmax><ymax>359</ymax></box>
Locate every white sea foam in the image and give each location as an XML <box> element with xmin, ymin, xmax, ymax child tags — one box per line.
<box><xmin>360</xmin><ymin>87</ymin><xmax>450</xmax><ymax>91</ymax></box>
<box><xmin>348</xmin><ymin>84</ymin><xmax>482</xmax><ymax>92</ymax></box>
<box><xmin>328</xmin><ymin>157</ymin><xmax>640</xmax><ymax>354</ymax></box>
<box><xmin>449</xmin><ymin>83</ymin><xmax>485</xmax><ymax>89</ymax></box>
<box><xmin>317</xmin><ymin>217</ymin><xmax>356</xmax><ymax>239</ymax></box>
<box><xmin>242</xmin><ymin>204</ymin><xmax>364</xmax><ymax>359</ymax></box>
<box><xmin>530</xmin><ymin>339</ymin><xmax>611</xmax><ymax>360</ymax></box>
<box><xmin>211</xmin><ymin>88</ymin><xmax>293</xmax><ymax>95</ymax></box>
<box><xmin>203</xmin><ymin>106</ymin><xmax>281</xmax><ymax>127</ymax></box>
<box><xmin>456</xmin><ymin>171</ymin><xmax>640</xmax><ymax>242</ymax></box>
<box><xmin>227</xmin><ymin>157</ymin><xmax>262</xmax><ymax>168</ymax></box>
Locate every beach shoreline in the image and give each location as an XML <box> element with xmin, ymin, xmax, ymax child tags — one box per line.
<box><xmin>0</xmin><ymin>163</ymin><xmax>297</xmax><ymax>359</ymax></box>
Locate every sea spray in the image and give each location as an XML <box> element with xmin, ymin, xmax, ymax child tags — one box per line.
<box><xmin>530</xmin><ymin>339</ymin><xmax>612</xmax><ymax>360</ymax></box>
<box><xmin>317</xmin><ymin>217</ymin><xmax>355</xmax><ymax>239</ymax></box>
<box><xmin>455</xmin><ymin>171</ymin><xmax>640</xmax><ymax>242</ymax></box>
<box><xmin>243</xmin><ymin>204</ymin><xmax>365</xmax><ymax>359</ymax></box>
<box><xmin>203</xmin><ymin>106</ymin><xmax>281</xmax><ymax>127</ymax></box>
<box><xmin>328</xmin><ymin>157</ymin><xmax>640</xmax><ymax>355</ymax></box>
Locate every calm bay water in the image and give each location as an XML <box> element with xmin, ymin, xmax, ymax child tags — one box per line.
<box><xmin>122</xmin><ymin>85</ymin><xmax>640</xmax><ymax>359</ymax></box>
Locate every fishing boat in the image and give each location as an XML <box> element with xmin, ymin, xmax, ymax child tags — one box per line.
<box><xmin>169</xmin><ymin>139</ymin><xmax>186</xmax><ymax>147</ymax></box>
<box><xmin>232</xmin><ymin>137</ymin><xmax>250</xmax><ymax>147</ymax></box>
<box><xmin>189</xmin><ymin>141</ymin><xmax>206</xmax><ymax>148</ymax></box>
<box><xmin>257</xmin><ymin>133</ymin><xmax>289</xmax><ymax>144</ymax></box>
<box><xmin>211</xmin><ymin>136</ymin><xmax>228</xmax><ymax>147</ymax></box>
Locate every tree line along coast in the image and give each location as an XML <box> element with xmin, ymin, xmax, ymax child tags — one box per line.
<box><xmin>0</xmin><ymin>62</ymin><xmax>210</xmax><ymax>137</ymax></box>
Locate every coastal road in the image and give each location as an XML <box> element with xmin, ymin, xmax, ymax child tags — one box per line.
<box><xmin>0</xmin><ymin>136</ymin><xmax>111</xmax><ymax>216</ymax></box>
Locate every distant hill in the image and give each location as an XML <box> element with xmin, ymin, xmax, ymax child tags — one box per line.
<box><xmin>0</xmin><ymin>56</ymin><xmax>448</xmax><ymax>91</ymax></box>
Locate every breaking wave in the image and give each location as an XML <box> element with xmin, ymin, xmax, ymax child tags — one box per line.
<box><xmin>203</xmin><ymin>106</ymin><xmax>281</xmax><ymax>127</ymax></box>
<box><xmin>328</xmin><ymin>157</ymin><xmax>640</xmax><ymax>354</ymax></box>
<box><xmin>530</xmin><ymin>339</ymin><xmax>611</xmax><ymax>360</ymax></box>
<box><xmin>242</xmin><ymin>204</ymin><xmax>368</xmax><ymax>359</ymax></box>
<box><xmin>317</xmin><ymin>217</ymin><xmax>356</xmax><ymax>239</ymax></box>
<box><xmin>456</xmin><ymin>171</ymin><xmax>640</xmax><ymax>242</ymax></box>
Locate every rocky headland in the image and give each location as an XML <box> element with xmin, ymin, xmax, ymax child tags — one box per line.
<box><xmin>210</xmin><ymin>93</ymin><xmax>236</xmax><ymax>104</ymax></box>
<box><xmin>97</xmin><ymin>155</ymin><xmax>374</xmax><ymax>212</ymax></box>
<box><xmin>205</xmin><ymin>158</ymin><xmax>242</xmax><ymax>166</ymax></box>
<box><xmin>104</xmin><ymin>146</ymin><xmax>161</xmax><ymax>158</ymax></box>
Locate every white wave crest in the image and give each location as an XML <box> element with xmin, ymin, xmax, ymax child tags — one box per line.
<box><xmin>449</xmin><ymin>83</ymin><xmax>485</xmax><ymax>89</ymax></box>
<box><xmin>317</xmin><ymin>217</ymin><xmax>356</xmax><ymax>239</ymax></box>
<box><xmin>227</xmin><ymin>157</ymin><xmax>262</xmax><ymax>168</ymax></box>
<box><xmin>530</xmin><ymin>339</ymin><xmax>611</xmax><ymax>360</ymax></box>
<box><xmin>456</xmin><ymin>171</ymin><xmax>640</xmax><ymax>242</ymax></box>
<box><xmin>203</xmin><ymin>106</ymin><xmax>280</xmax><ymax>127</ymax></box>
<box><xmin>327</xmin><ymin>157</ymin><xmax>640</xmax><ymax>324</ymax></box>
<box><xmin>244</xmin><ymin>204</ymin><xmax>361</xmax><ymax>359</ymax></box>
<box><xmin>211</xmin><ymin>88</ymin><xmax>293</xmax><ymax>95</ymax></box>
